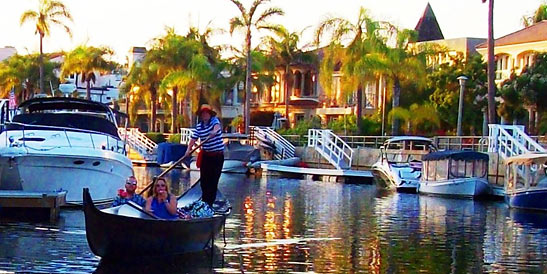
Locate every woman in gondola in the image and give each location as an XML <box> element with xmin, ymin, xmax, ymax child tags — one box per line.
<box><xmin>145</xmin><ymin>177</ymin><xmax>178</xmax><ymax>220</ymax></box>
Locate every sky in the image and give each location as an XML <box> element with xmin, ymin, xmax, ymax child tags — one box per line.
<box><xmin>0</xmin><ymin>0</ymin><xmax>544</xmax><ymax>63</ymax></box>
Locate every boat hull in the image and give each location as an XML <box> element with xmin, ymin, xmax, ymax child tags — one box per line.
<box><xmin>506</xmin><ymin>189</ymin><xmax>547</xmax><ymax>211</ymax></box>
<box><xmin>83</xmin><ymin>183</ymin><xmax>230</xmax><ymax>258</ymax></box>
<box><xmin>0</xmin><ymin>148</ymin><xmax>133</xmax><ymax>204</ymax></box>
<box><xmin>372</xmin><ymin>162</ymin><xmax>419</xmax><ymax>193</ymax></box>
<box><xmin>418</xmin><ymin>178</ymin><xmax>491</xmax><ymax>197</ymax></box>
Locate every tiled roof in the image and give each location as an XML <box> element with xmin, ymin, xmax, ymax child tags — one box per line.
<box><xmin>476</xmin><ymin>20</ymin><xmax>547</xmax><ymax>48</ymax></box>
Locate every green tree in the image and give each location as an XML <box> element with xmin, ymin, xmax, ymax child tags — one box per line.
<box><xmin>0</xmin><ymin>53</ymin><xmax>57</xmax><ymax>101</ymax></box>
<box><xmin>522</xmin><ymin>3</ymin><xmax>547</xmax><ymax>26</ymax></box>
<box><xmin>315</xmin><ymin>8</ymin><xmax>385</xmax><ymax>129</ymax></box>
<box><xmin>228</xmin><ymin>0</ymin><xmax>284</xmax><ymax>134</ymax></box>
<box><xmin>20</xmin><ymin>0</ymin><xmax>72</xmax><ymax>94</ymax></box>
<box><xmin>60</xmin><ymin>45</ymin><xmax>114</xmax><ymax>100</ymax></box>
<box><xmin>380</xmin><ymin>27</ymin><xmax>427</xmax><ymax>135</ymax></box>
<box><xmin>428</xmin><ymin>54</ymin><xmax>488</xmax><ymax>135</ymax></box>
<box><xmin>263</xmin><ymin>26</ymin><xmax>315</xmax><ymax>123</ymax></box>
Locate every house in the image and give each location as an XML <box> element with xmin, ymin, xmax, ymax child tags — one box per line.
<box><xmin>476</xmin><ymin>20</ymin><xmax>547</xmax><ymax>84</ymax></box>
<box><xmin>0</xmin><ymin>46</ymin><xmax>17</xmax><ymax>62</ymax></box>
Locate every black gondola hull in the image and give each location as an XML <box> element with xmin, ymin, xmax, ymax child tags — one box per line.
<box><xmin>83</xmin><ymin>185</ymin><xmax>229</xmax><ymax>258</ymax></box>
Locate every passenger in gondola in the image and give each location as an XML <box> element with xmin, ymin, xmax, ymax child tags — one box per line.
<box><xmin>145</xmin><ymin>177</ymin><xmax>178</xmax><ymax>220</ymax></box>
<box><xmin>112</xmin><ymin>176</ymin><xmax>146</xmax><ymax>207</ymax></box>
<box><xmin>184</xmin><ymin>104</ymin><xmax>224</xmax><ymax>207</ymax></box>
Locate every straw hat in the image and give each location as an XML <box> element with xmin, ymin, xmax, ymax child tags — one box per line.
<box><xmin>196</xmin><ymin>104</ymin><xmax>217</xmax><ymax>116</ymax></box>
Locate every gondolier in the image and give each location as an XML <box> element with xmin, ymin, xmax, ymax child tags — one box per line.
<box><xmin>184</xmin><ymin>104</ymin><xmax>224</xmax><ymax>206</ymax></box>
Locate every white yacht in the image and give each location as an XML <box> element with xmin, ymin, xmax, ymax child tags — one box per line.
<box><xmin>372</xmin><ymin>136</ymin><xmax>436</xmax><ymax>192</ymax></box>
<box><xmin>0</xmin><ymin>97</ymin><xmax>133</xmax><ymax>204</ymax></box>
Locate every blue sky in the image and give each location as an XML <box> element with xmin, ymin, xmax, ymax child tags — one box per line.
<box><xmin>0</xmin><ymin>0</ymin><xmax>543</xmax><ymax>63</ymax></box>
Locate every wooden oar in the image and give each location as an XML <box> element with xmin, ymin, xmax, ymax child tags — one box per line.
<box><xmin>138</xmin><ymin>135</ymin><xmax>212</xmax><ymax>196</ymax></box>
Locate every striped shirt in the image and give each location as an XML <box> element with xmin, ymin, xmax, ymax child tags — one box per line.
<box><xmin>191</xmin><ymin>116</ymin><xmax>224</xmax><ymax>152</ymax></box>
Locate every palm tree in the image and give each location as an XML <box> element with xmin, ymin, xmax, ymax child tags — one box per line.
<box><xmin>315</xmin><ymin>8</ymin><xmax>385</xmax><ymax>129</ymax></box>
<box><xmin>0</xmin><ymin>53</ymin><xmax>57</xmax><ymax>101</ymax></box>
<box><xmin>20</xmin><ymin>0</ymin><xmax>72</xmax><ymax>94</ymax></box>
<box><xmin>60</xmin><ymin>45</ymin><xmax>114</xmax><ymax>100</ymax></box>
<box><xmin>263</xmin><ymin>26</ymin><xmax>315</xmax><ymax>124</ymax></box>
<box><xmin>381</xmin><ymin>27</ymin><xmax>427</xmax><ymax>135</ymax></box>
<box><xmin>228</xmin><ymin>0</ymin><xmax>284</xmax><ymax>134</ymax></box>
<box><xmin>523</xmin><ymin>3</ymin><xmax>547</xmax><ymax>26</ymax></box>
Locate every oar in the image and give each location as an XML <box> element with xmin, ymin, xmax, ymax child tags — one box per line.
<box><xmin>138</xmin><ymin>135</ymin><xmax>212</xmax><ymax>196</ymax></box>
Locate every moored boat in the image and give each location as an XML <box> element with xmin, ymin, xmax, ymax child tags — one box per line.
<box><xmin>418</xmin><ymin>150</ymin><xmax>491</xmax><ymax>197</ymax></box>
<box><xmin>372</xmin><ymin>136</ymin><xmax>436</xmax><ymax>192</ymax></box>
<box><xmin>0</xmin><ymin>97</ymin><xmax>133</xmax><ymax>204</ymax></box>
<box><xmin>504</xmin><ymin>153</ymin><xmax>547</xmax><ymax>211</ymax></box>
<box><xmin>83</xmin><ymin>181</ymin><xmax>231</xmax><ymax>258</ymax></box>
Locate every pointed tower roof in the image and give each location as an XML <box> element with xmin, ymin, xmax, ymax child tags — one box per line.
<box><xmin>415</xmin><ymin>3</ymin><xmax>444</xmax><ymax>42</ymax></box>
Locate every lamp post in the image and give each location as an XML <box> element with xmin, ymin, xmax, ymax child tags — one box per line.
<box><xmin>457</xmin><ymin>76</ymin><xmax>468</xmax><ymax>136</ymax></box>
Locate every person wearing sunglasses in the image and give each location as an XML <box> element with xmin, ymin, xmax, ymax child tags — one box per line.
<box><xmin>145</xmin><ymin>177</ymin><xmax>178</xmax><ymax>220</ymax></box>
<box><xmin>112</xmin><ymin>176</ymin><xmax>146</xmax><ymax>207</ymax></box>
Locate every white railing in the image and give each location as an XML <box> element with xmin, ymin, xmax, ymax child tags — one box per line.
<box><xmin>488</xmin><ymin>124</ymin><xmax>546</xmax><ymax>160</ymax></box>
<box><xmin>252</xmin><ymin>126</ymin><xmax>295</xmax><ymax>160</ymax></box>
<box><xmin>118</xmin><ymin>128</ymin><xmax>157</xmax><ymax>161</ymax></box>
<box><xmin>180</xmin><ymin>128</ymin><xmax>194</xmax><ymax>145</ymax></box>
<box><xmin>308</xmin><ymin>129</ymin><xmax>353</xmax><ymax>170</ymax></box>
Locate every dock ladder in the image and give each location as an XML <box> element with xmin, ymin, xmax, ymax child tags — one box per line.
<box><xmin>118</xmin><ymin>128</ymin><xmax>158</xmax><ymax>161</ymax></box>
<box><xmin>252</xmin><ymin>126</ymin><xmax>295</xmax><ymax>160</ymax></box>
<box><xmin>308</xmin><ymin>129</ymin><xmax>353</xmax><ymax>170</ymax></box>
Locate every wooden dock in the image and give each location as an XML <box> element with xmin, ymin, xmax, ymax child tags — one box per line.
<box><xmin>0</xmin><ymin>190</ymin><xmax>67</xmax><ymax>222</ymax></box>
<box><xmin>260</xmin><ymin>164</ymin><xmax>374</xmax><ymax>184</ymax></box>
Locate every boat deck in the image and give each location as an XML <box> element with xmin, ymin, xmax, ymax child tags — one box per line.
<box><xmin>0</xmin><ymin>190</ymin><xmax>66</xmax><ymax>221</ymax></box>
<box><xmin>260</xmin><ymin>164</ymin><xmax>373</xmax><ymax>184</ymax></box>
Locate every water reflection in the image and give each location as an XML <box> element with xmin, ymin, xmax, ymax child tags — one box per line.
<box><xmin>1</xmin><ymin>167</ymin><xmax>547</xmax><ymax>273</ymax></box>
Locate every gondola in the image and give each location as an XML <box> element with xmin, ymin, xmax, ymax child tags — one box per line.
<box><xmin>83</xmin><ymin>181</ymin><xmax>231</xmax><ymax>259</ymax></box>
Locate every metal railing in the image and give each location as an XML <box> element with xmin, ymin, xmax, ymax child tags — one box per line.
<box><xmin>488</xmin><ymin>124</ymin><xmax>546</xmax><ymax>160</ymax></box>
<box><xmin>308</xmin><ymin>129</ymin><xmax>353</xmax><ymax>170</ymax></box>
<box><xmin>252</xmin><ymin>126</ymin><xmax>295</xmax><ymax>160</ymax></box>
<box><xmin>180</xmin><ymin>128</ymin><xmax>194</xmax><ymax>145</ymax></box>
<box><xmin>118</xmin><ymin>128</ymin><xmax>157</xmax><ymax>160</ymax></box>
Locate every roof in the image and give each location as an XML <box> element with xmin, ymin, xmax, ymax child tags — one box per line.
<box><xmin>415</xmin><ymin>3</ymin><xmax>444</xmax><ymax>42</ymax></box>
<box><xmin>385</xmin><ymin>136</ymin><xmax>433</xmax><ymax>144</ymax></box>
<box><xmin>476</xmin><ymin>20</ymin><xmax>547</xmax><ymax>49</ymax></box>
<box><xmin>423</xmin><ymin>150</ymin><xmax>489</xmax><ymax>161</ymax></box>
<box><xmin>505</xmin><ymin>153</ymin><xmax>547</xmax><ymax>165</ymax></box>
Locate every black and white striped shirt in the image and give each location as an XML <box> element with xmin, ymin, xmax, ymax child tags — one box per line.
<box><xmin>191</xmin><ymin>116</ymin><xmax>224</xmax><ymax>152</ymax></box>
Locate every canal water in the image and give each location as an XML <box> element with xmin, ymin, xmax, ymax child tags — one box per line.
<box><xmin>1</xmin><ymin>167</ymin><xmax>547</xmax><ymax>273</ymax></box>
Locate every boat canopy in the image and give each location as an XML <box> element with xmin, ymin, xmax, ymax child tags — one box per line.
<box><xmin>505</xmin><ymin>153</ymin><xmax>547</xmax><ymax>165</ymax></box>
<box><xmin>385</xmin><ymin>136</ymin><xmax>433</xmax><ymax>144</ymax></box>
<box><xmin>18</xmin><ymin>97</ymin><xmax>113</xmax><ymax>115</ymax></box>
<box><xmin>423</xmin><ymin>150</ymin><xmax>489</xmax><ymax>162</ymax></box>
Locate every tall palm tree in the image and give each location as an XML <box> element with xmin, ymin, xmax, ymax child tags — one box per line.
<box><xmin>20</xmin><ymin>0</ymin><xmax>72</xmax><ymax>94</ymax></box>
<box><xmin>228</xmin><ymin>0</ymin><xmax>284</xmax><ymax>134</ymax></box>
<box><xmin>264</xmin><ymin>26</ymin><xmax>315</xmax><ymax>123</ymax></box>
<box><xmin>381</xmin><ymin>27</ymin><xmax>427</xmax><ymax>135</ymax></box>
<box><xmin>482</xmin><ymin>0</ymin><xmax>496</xmax><ymax>125</ymax></box>
<box><xmin>315</xmin><ymin>8</ymin><xmax>384</xmax><ymax>129</ymax></box>
<box><xmin>60</xmin><ymin>45</ymin><xmax>114</xmax><ymax>100</ymax></box>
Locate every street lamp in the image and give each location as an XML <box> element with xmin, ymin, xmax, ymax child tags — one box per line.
<box><xmin>456</xmin><ymin>75</ymin><xmax>468</xmax><ymax>136</ymax></box>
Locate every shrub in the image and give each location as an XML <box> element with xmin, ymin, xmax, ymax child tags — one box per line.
<box><xmin>168</xmin><ymin>134</ymin><xmax>181</xmax><ymax>143</ymax></box>
<box><xmin>146</xmin><ymin>132</ymin><xmax>166</xmax><ymax>144</ymax></box>
<box><xmin>277</xmin><ymin>116</ymin><xmax>322</xmax><ymax>136</ymax></box>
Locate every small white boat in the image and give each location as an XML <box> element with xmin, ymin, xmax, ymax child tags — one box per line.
<box><xmin>0</xmin><ymin>97</ymin><xmax>133</xmax><ymax>204</ymax></box>
<box><xmin>418</xmin><ymin>150</ymin><xmax>491</xmax><ymax>197</ymax></box>
<box><xmin>372</xmin><ymin>136</ymin><xmax>436</xmax><ymax>192</ymax></box>
<box><xmin>504</xmin><ymin>153</ymin><xmax>547</xmax><ymax>211</ymax></box>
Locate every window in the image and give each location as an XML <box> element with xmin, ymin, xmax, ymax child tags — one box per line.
<box><xmin>436</xmin><ymin>160</ymin><xmax>449</xmax><ymax>180</ymax></box>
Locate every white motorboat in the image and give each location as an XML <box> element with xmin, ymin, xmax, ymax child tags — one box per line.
<box><xmin>0</xmin><ymin>97</ymin><xmax>133</xmax><ymax>204</ymax></box>
<box><xmin>418</xmin><ymin>150</ymin><xmax>491</xmax><ymax>197</ymax></box>
<box><xmin>372</xmin><ymin>136</ymin><xmax>436</xmax><ymax>192</ymax></box>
